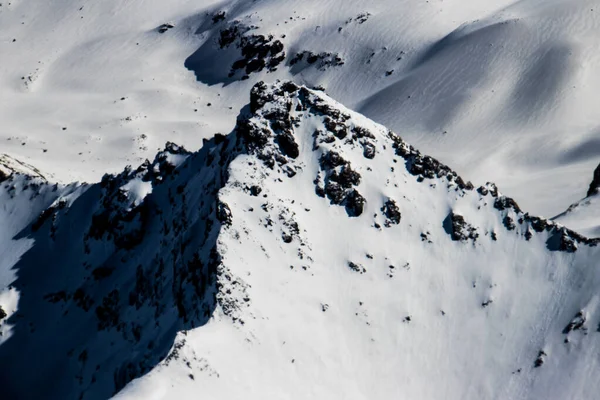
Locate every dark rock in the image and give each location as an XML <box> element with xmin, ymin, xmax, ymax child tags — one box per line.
<box><xmin>325</xmin><ymin>181</ymin><xmax>345</xmax><ymax>204</ymax></box>
<box><xmin>528</xmin><ymin>216</ymin><xmax>551</xmax><ymax>232</ymax></box>
<box><xmin>563</xmin><ymin>311</ymin><xmax>586</xmax><ymax>334</ymax></box>
<box><xmin>212</xmin><ymin>11</ymin><xmax>226</xmax><ymax>24</ymax></box>
<box><xmin>348</xmin><ymin>261</ymin><xmax>366</xmax><ymax>274</ymax></box>
<box><xmin>443</xmin><ymin>212</ymin><xmax>478</xmax><ymax>242</ymax></box>
<box><xmin>503</xmin><ymin>215</ymin><xmax>516</xmax><ymax>231</ymax></box>
<box><xmin>330</xmin><ymin>165</ymin><xmax>361</xmax><ymax>189</ymax></box>
<box><xmin>494</xmin><ymin>197</ymin><xmax>521</xmax><ymax>213</ymax></box>
<box><xmin>319</xmin><ymin>151</ymin><xmax>347</xmax><ymax>170</ymax></box>
<box><xmin>362</xmin><ymin>142</ymin><xmax>376</xmax><ymax>159</ymax></box>
<box><xmin>275</xmin><ymin>132</ymin><xmax>299</xmax><ymax>159</ymax></box>
<box><xmin>248</xmin><ymin>185</ymin><xmax>262</xmax><ymax>196</ymax></box>
<box><xmin>216</xmin><ymin>201</ymin><xmax>233</xmax><ymax>225</ymax></box>
<box><xmin>381</xmin><ymin>199</ymin><xmax>401</xmax><ymax>226</ymax></box>
<box><xmin>534</xmin><ymin>350</ymin><xmax>546</xmax><ymax>368</ymax></box>
<box><xmin>249</xmin><ymin>81</ymin><xmax>270</xmax><ymax>113</ymax></box>
<box><xmin>344</xmin><ymin>189</ymin><xmax>365</xmax><ymax>217</ymax></box>
<box><xmin>0</xmin><ymin>305</ymin><xmax>6</xmax><ymax>320</ymax></box>
<box><xmin>158</xmin><ymin>23</ymin><xmax>174</xmax><ymax>34</ymax></box>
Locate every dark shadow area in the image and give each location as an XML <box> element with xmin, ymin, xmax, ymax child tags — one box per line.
<box><xmin>0</xmin><ymin>117</ymin><xmax>248</xmax><ymax>399</ymax></box>
<box><xmin>560</xmin><ymin>134</ymin><xmax>600</xmax><ymax>165</ymax></box>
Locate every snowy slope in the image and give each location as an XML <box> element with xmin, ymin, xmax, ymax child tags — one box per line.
<box><xmin>2</xmin><ymin>0</ymin><xmax>600</xmax><ymax>216</ymax></box>
<box><xmin>554</xmin><ymin>163</ymin><xmax>600</xmax><ymax>237</ymax></box>
<box><xmin>2</xmin><ymin>82</ymin><xmax>600</xmax><ymax>400</ymax></box>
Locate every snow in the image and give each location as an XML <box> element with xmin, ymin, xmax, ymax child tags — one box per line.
<box><xmin>109</xmin><ymin>82</ymin><xmax>600</xmax><ymax>400</ymax></box>
<box><xmin>2</xmin><ymin>0</ymin><xmax>600</xmax><ymax>398</ymax></box>
<box><xmin>554</xmin><ymin>193</ymin><xmax>600</xmax><ymax>238</ymax></box>
<box><xmin>2</xmin><ymin>0</ymin><xmax>600</xmax><ymax>217</ymax></box>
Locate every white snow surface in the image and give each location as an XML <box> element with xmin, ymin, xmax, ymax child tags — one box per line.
<box><xmin>1</xmin><ymin>81</ymin><xmax>599</xmax><ymax>399</ymax></box>
<box><xmin>555</xmin><ymin>193</ymin><xmax>600</xmax><ymax>238</ymax></box>
<box><xmin>2</xmin><ymin>0</ymin><xmax>600</xmax><ymax>216</ymax></box>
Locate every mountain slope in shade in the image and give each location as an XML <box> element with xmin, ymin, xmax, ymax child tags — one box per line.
<box><xmin>2</xmin><ymin>82</ymin><xmax>600</xmax><ymax>400</ymax></box>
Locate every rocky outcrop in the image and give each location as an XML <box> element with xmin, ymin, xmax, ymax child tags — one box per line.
<box><xmin>444</xmin><ymin>212</ymin><xmax>479</xmax><ymax>242</ymax></box>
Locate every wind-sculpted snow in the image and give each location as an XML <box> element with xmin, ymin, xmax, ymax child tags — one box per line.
<box><xmin>2</xmin><ymin>82</ymin><xmax>600</xmax><ymax>400</ymax></box>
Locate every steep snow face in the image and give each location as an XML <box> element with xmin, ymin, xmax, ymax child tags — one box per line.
<box><xmin>3</xmin><ymin>82</ymin><xmax>598</xmax><ymax>399</ymax></box>
<box><xmin>3</xmin><ymin>0</ymin><xmax>600</xmax><ymax>216</ymax></box>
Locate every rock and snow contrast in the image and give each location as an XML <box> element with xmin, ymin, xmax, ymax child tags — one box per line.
<box><xmin>2</xmin><ymin>0</ymin><xmax>600</xmax><ymax>399</ymax></box>
<box><xmin>2</xmin><ymin>0</ymin><xmax>600</xmax><ymax>216</ymax></box>
<box><xmin>1</xmin><ymin>81</ymin><xmax>600</xmax><ymax>399</ymax></box>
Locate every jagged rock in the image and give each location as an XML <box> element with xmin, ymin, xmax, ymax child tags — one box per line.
<box><xmin>558</xmin><ymin>230</ymin><xmax>578</xmax><ymax>253</ymax></box>
<box><xmin>216</xmin><ymin>201</ymin><xmax>233</xmax><ymax>225</ymax></box>
<box><xmin>212</xmin><ymin>11</ymin><xmax>226</xmax><ymax>24</ymax></box>
<box><xmin>0</xmin><ymin>305</ymin><xmax>6</xmax><ymax>320</ymax></box>
<box><xmin>381</xmin><ymin>199</ymin><xmax>401</xmax><ymax>226</ymax></box>
<box><xmin>503</xmin><ymin>215</ymin><xmax>516</xmax><ymax>231</ymax></box>
<box><xmin>494</xmin><ymin>197</ymin><xmax>521</xmax><ymax>213</ymax></box>
<box><xmin>250</xmin><ymin>81</ymin><xmax>271</xmax><ymax>113</ymax></box>
<box><xmin>319</xmin><ymin>151</ymin><xmax>347</xmax><ymax>170</ymax></box>
<box><xmin>444</xmin><ymin>212</ymin><xmax>479</xmax><ymax>242</ymax></box>
<box><xmin>219</xmin><ymin>24</ymin><xmax>285</xmax><ymax>78</ymax></box>
<box><xmin>330</xmin><ymin>165</ymin><xmax>361</xmax><ymax>189</ymax></box>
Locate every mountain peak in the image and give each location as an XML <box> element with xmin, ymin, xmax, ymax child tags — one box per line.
<box><xmin>1</xmin><ymin>81</ymin><xmax>600</xmax><ymax>400</ymax></box>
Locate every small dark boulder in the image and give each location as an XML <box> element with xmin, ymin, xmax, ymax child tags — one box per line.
<box><xmin>216</xmin><ymin>201</ymin><xmax>233</xmax><ymax>225</ymax></box>
<box><xmin>348</xmin><ymin>261</ymin><xmax>366</xmax><ymax>274</ymax></box>
<box><xmin>563</xmin><ymin>310</ymin><xmax>586</xmax><ymax>334</ymax></box>
<box><xmin>534</xmin><ymin>350</ymin><xmax>547</xmax><ymax>368</ymax></box>
<box><xmin>381</xmin><ymin>199</ymin><xmax>401</xmax><ymax>226</ymax></box>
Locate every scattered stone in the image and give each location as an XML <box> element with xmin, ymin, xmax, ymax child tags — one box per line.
<box><xmin>348</xmin><ymin>261</ymin><xmax>366</xmax><ymax>274</ymax></box>
<box><xmin>158</xmin><ymin>23</ymin><xmax>175</xmax><ymax>34</ymax></box>
<box><xmin>534</xmin><ymin>350</ymin><xmax>547</xmax><ymax>368</ymax></box>
<box><xmin>563</xmin><ymin>310</ymin><xmax>586</xmax><ymax>334</ymax></box>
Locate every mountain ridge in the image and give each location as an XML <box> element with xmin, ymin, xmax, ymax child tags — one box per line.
<box><xmin>2</xmin><ymin>81</ymin><xmax>600</xmax><ymax>399</ymax></box>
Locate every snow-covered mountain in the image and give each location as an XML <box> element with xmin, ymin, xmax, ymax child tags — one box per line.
<box><xmin>2</xmin><ymin>81</ymin><xmax>600</xmax><ymax>400</ymax></box>
<box><xmin>2</xmin><ymin>0</ymin><xmax>600</xmax><ymax>216</ymax></box>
